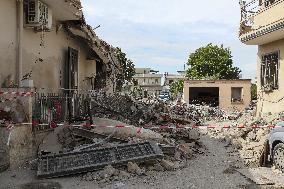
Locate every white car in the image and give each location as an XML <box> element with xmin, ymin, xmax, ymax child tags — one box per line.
<box><xmin>264</xmin><ymin>121</ymin><xmax>284</xmax><ymax>172</ymax></box>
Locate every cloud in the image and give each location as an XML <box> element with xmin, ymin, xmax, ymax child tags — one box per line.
<box><xmin>82</xmin><ymin>0</ymin><xmax>241</xmax><ymax>25</ymax></box>
<box><xmin>81</xmin><ymin>0</ymin><xmax>257</xmax><ymax>79</ymax></box>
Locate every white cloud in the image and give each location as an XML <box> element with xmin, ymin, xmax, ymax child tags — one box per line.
<box><xmin>81</xmin><ymin>0</ymin><xmax>257</xmax><ymax>79</ymax></box>
<box><xmin>82</xmin><ymin>0</ymin><xmax>241</xmax><ymax>26</ymax></box>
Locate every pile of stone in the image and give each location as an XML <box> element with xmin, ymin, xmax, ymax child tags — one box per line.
<box><xmin>81</xmin><ymin>159</ymin><xmax>187</xmax><ymax>185</ymax></box>
<box><xmin>90</xmin><ymin>93</ymin><xmax>239</xmax><ymax>127</ymax></box>
<box><xmin>37</xmin><ymin>93</ymin><xmax>245</xmax><ymax>180</ymax></box>
<box><xmin>207</xmin><ymin>110</ymin><xmax>284</xmax><ymax>168</ymax></box>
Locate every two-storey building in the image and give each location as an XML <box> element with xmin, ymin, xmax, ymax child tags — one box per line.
<box><xmin>239</xmin><ymin>0</ymin><xmax>284</xmax><ymax>114</ymax></box>
<box><xmin>0</xmin><ymin>0</ymin><xmax>121</xmax><ymax>94</ymax></box>
<box><xmin>133</xmin><ymin>68</ymin><xmax>163</xmax><ymax>96</ymax></box>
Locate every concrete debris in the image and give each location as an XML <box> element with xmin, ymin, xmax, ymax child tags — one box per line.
<box><xmin>179</xmin><ymin>143</ymin><xmax>194</xmax><ymax>159</ymax></box>
<box><xmin>160</xmin><ymin>159</ymin><xmax>175</xmax><ymax>171</ymax></box>
<box><xmin>81</xmin><ymin>167</ymin><xmax>130</xmax><ymax>183</ymax></box>
<box><xmin>151</xmin><ymin>163</ymin><xmax>165</xmax><ymax>172</ymax></box>
<box><xmin>206</xmin><ymin>107</ymin><xmax>284</xmax><ymax>168</ymax></box>
<box><xmin>91</xmin><ymin>118</ymin><xmax>163</xmax><ymax>141</ymax></box>
<box><xmin>127</xmin><ymin>162</ymin><xmax>144</xmax><ymax>175</ymax></box>
<box><xmin>90</xmin><ymin>93</ymin><xmax>238</xmax><ymax>127</ymax></box>
<box><xmin>35</xmin><ymin>93</ymin><xmax>275</xmax><ymax>183</ymax></box>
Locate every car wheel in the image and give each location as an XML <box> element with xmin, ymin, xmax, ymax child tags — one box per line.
<box><xmin>273</xmin><ymin>143</ymin><xmax>284</xmax><ymax>172</ymax></box>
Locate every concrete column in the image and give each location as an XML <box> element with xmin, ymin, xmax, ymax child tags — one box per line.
<box><xmin>16</xmin><ymin>0</ymin><xmax>23</xmax><ymax>87</ymax></box>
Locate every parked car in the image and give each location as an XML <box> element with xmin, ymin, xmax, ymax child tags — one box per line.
<box><xmin>158</xmin><ymin>93</ymin><xmax>170</xmax><ymax>101</ymax></box>
<box><xmin>264</xmin><ymin>121</ymin><xmax>284</xmax><ymax>172</ymax></box>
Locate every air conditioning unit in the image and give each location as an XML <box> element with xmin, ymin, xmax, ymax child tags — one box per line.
<box><xmin>26</xmin><ymin>0</ymin><xmax>52</xmax><ymax>30</ymax></box>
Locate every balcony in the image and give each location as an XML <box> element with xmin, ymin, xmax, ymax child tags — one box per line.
<box><xmin>239</xmin><ymin>0</ymin><xmax>284</xmax><ymax>45</ymax></box>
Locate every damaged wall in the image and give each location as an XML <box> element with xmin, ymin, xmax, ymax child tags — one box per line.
<box><xmin>257</xmin><ymin>38</ymin><xmax>284</xmax><ymax>115</ymax></box>
<box><xmin>0</xmin><ymin>0</ymin><xmax>97</xmax><ymax>92</ymax></box>
<box><xmin>22</xmin><ymin>28</ymin><xmax>96</xmax><ymax>92</ymax></box>
<box><xmin>0</xmin><ymin>0</ymin><xmax>17</xmax><ymax>87</ymax></box>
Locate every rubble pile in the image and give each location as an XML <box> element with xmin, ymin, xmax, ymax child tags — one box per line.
<box><xmin>33</xmin><ymin>93</ymin><xmax>283</xmax><ymax>182</ymax></box>
<box><xmin>35</xmin><ymin>113</ymin><xmax>205</xmax><ymax>180</ymax></box>
<box><xmin>80</xmin><ymin>159</ymin><xmax>186</xmax><ymax>185</ymax></box>
<box><xmin>207</xmin><ymin>110</ymin><xmax>284</xmax><ymax>168</ymax></box>
<box><xmin>91</xmin><ymin>93</ymin><xmax>239</xmax><ymax>127</ymax></box>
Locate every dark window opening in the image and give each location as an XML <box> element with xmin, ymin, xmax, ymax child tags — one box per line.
<box><xmin>94</xmin><ymin>61</ymin><xmax>106</xmax><ymax>89</ymax></box>
<box><xmin>155</xmin><ymin>79</ymin><xmax>159</xmax><ymax>84</ymax></box>
<box><xmin>189</xmin><ymin>87</ymin><xmax>219</xmax><ymax>107</ymax></box>
<box><xmin>231</xmin><ymin>87</ymin><xmax>243</xmax><ymax>103</ymax></box>
<box><xmin>65</xmin><ymin>47</ymin><xmax>78</xmax><ymax>91</ymax></box>
<box><xmin>264</xmin><ymin>0</ymin><xmax>279</xmax><ymax>7</ymax></box>
<box><xmin>261</xmin><ymin>51</ymin><xmax>279</xmax><ymax>91</ymax></box>
<box><xmin>169</xmin><ymin>80</ymin><xmax>174</xmax><ymax>84</ymax></box>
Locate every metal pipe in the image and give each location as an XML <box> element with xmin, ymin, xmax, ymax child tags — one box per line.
<box><xmin>16</xmin><ymin>0</ymin><xmax>23</xmax><ymax>87</ymax></box>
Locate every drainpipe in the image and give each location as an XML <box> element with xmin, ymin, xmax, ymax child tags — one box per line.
<box><xmin>16</xmin><ymin>0</ymin><xmax>23</xmax><ymax>87</ymax></box>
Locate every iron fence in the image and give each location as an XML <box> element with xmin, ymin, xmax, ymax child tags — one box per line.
<box><xmin>33</xmin><ymin>93</ymin><xmax>92</xmax><ymax>126</ymax></box>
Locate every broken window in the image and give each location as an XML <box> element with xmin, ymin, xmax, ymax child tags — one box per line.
<box><xmin>261</xmin><ymin>51</ymin><xmax>279</xmax><ymax>91</ymax></box>
<box><xmin>231</xmin><ymin>87</ymin><xmax>243</xmax><ymax>103</ymax></box>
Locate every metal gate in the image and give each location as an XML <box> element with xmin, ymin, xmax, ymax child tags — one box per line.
<box><xmin>33</xmin><ymin>93</ymin><xmax>92</xmax><ymax>126</ymax></box>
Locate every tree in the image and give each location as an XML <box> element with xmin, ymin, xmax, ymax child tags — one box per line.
<box><xmin>186</xmin><ymin>43</ymin><xmax>241</xmax><ymax>80</ymax></box>
<box><xmin>251</xmin><ymin>83</ymin><xmax>257</xmax><ymax>100</ymax></box>
<box><xmin>170</xmin><ymin>80</ymin><xmax>184</xmax><ymax>98</ymax></box>
<box><xmin>115</xmin><ymin>48</ymin><xmax>135</xmax><ymax>91</ymax></box>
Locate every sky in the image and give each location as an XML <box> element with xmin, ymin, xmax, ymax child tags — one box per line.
<box><xmin>81</xmin><ymin>0</ymin><xmax>257</xmax><ymax>79</ymax></box>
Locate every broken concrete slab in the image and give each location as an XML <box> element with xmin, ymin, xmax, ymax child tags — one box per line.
<box><xmin>160</xmin><ymin>159</ymin><xmax>175</xmax><ymax>171</ymax></box>
<box><xmin>127</xmin><ymin>162</ymin><xmax>144</xmax><ymax>175</ymax></box>
<box><xmin>38</xmin><ymin>126</ymin><xmax>64</xmax><ymax>154</ymax></box>
<box><xmin>91</xmin><ymin>118</ymin><xmax>163</xmax><ymax>141</ymax></box>
<box><xmin>71</xmin><ymin>127</ymin><xmax>127</xmax><ymax>143</ymax></box>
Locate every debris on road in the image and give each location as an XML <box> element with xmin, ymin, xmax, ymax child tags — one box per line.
<box><xmin>20</xmin><ymin>93</ymin><xmax>284</xmax><ymax>184</ymax></box>
<box><xmin>237</xmin><ymin>167</ymin><xmax>284</xmax><ymax>187</ymax></box>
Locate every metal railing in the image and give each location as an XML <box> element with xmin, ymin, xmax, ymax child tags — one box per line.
<box><xmin>240</xmin><ymin>0</ymin><xmax>281</xmax><ymax>27</ymax></box>
<box><xmin>33</xmin><ymin>93</ymin><xmax>92</xmax><ymax>125</ymax></box>
<box><xmin>240</xmin><ymin>0</ymin><xmax>259</xmax><ymax>27</ymax></box>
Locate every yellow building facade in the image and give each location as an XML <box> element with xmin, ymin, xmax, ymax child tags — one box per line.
<box><xmin>239</xmin><ymin>0</ymin><xmax>284</xmax><ymax>114</ymax></box>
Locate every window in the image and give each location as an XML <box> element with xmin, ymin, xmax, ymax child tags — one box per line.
<box><xmin>231</xmin><ymin>87</ymin><xmax>243</xmax><ymax>103</ymax></box>
<box><xmin>261</xmin><ymin>51</ymin><xmax>279</xmax><ymax>91</ymax></box>
<box><xmin>65</xmin><ymin>47</ymin><xmax>78</xmax><ymax>90</ymax></box>
<box><xmin>155</xmin><ymin>79</ymin><xmax>159</xmax><ymax>84</ymax></box>
<box><xmin>169</xmin><ymin>80</ymin><xmax>174</xmax><ymax>84</ymax></box>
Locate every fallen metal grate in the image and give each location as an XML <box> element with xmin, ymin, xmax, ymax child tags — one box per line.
<box><xmin>37</xmin><ymin>142</ymin><xmax>163</xmax><ymax>178</ymax></box>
